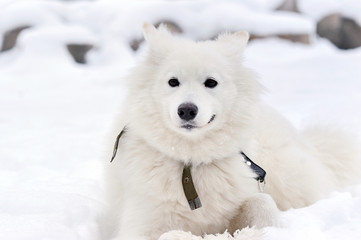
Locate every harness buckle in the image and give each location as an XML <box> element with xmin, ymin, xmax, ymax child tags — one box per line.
<box><xmin>258</xmin><ymin>179</ymin><xmax>266</xmax><ymax>192</ymax></box>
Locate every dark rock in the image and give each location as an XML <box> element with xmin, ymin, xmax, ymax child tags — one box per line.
<box><xmin>316</xmin><ymin>13</ymin><xmax>342</xmax><ymax>47</ymax></box>
<box><xmin>278</xmin><ymin>33</ymin><xmax>310</xmax><ymax>44</ymax></box>
<box><xmin>1</xmin><ymin>26</ymin><xmax>31</xmax><ymax>52</ymax></box>
<box><xmin>276</xmin><ymin>0</ymin><xmax>299</xmax><ymax>12</ymax></box>
<box><xmin>317</xmin><ymin>13</ymin><xmax>361</xmax><ymax>49</ymax></box>
<box><xmin>130</xmin><ymin>39</ymin><xmax>143</xmax><ymax>51</ymax></box>
<box><xmin>66</xmin><ymin>44</ymin><xmax>93</xmax><ymax>64</ymax></box>
<box><xmin>154</xmin><ymin>20</ymin><xmax>182</xmax><ymax>34</ymax></box>
<box><xmin>339</xmin><ymin>17</ymin><xmax>361</xmax><ymax>49</ymax></box>
<box><xmin>250</xmin><ymin>33</ymin><xmax>310</xmax><ymax>44</ymax></box>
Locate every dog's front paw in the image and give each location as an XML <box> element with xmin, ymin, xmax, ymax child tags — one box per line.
<box><xmin>229</xmin><ymin>193</ymin><xmax>279</xmax><ymax>234</ymax></box>
<box><xmin>159</xmin><ymin>230</ymin><xmax>201</xmax><ymax>240</ymax></box>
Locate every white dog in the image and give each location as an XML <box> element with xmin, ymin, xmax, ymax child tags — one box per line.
<box><xmin>100</xmin><ymin>23</ymin><xmax>361</xmax><ymax>240</ymax></box>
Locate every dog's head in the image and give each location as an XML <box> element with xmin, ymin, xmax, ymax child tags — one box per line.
<box><xmin>135</xmin><ymin>23</ymin><xmax>257</xmax><ymax>137</ymax></box>
<box><xmin>126</xmin><ymin>24</ymin><xmax>261</xmax><ymax>162</ymax></box>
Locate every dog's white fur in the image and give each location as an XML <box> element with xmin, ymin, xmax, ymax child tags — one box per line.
<box><xmin>100</xmin><ymin>23</ymin><xmax>361</xmax><ymax>240</ymax></box>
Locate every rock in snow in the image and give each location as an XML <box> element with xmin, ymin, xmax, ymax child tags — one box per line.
<box><xmin>1</xmin><ymin>25</ymin><xmax>30</xmax><ymax>52</ymax></box>
<box><xmin>67</xmin><ymin>44</ymin><xmax>94</xmax><ymax>64</ymax></box>
<box><xmin>317</xmin><ymin>13</ymin><xmax>361</xmax><ymax>49</ymax></box>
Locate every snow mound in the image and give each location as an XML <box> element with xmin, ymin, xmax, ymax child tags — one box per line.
<box><xmin>299</xmin><ymin>0</ymin><xmax>361</xmax><ymax>24</ymax></box>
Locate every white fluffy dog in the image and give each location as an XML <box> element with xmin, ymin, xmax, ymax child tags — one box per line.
<box><xmin>101</xmin><ymin>23</ymin><xmax>361</xmax><ymax>240</ymax></box>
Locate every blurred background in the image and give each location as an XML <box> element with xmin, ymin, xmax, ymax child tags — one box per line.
<box><xmin>0</xmin><ymin>0</ymin><xmax>361</xmax><ymax>240</ymax></box>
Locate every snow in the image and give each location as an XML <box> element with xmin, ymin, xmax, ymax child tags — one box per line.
<box><xmin>0</xmin><ymin>0</ymin><xmax>360</xmax><ymax>240</ymax></box>
<box><xmin>245</xmin><ymin>38</ymin><xmax>361</xmax><ymax>131</ymax></box>
<box><xmin>0</xmin><ymin>1</ymin><xmax>65</xmax><ymax>32</ymax></box>
<box><xmin>267</xmin><ymin>190</ymin><xmax>361</xmax><ymax>239</ymax></box>
<box><xmin>298</xmin><ymin>0</ymin><xmax>361</xmax><ymax>24</ymax></box>
<box><xmin>0</xmin><ymin>0</ymin><xmax>315</xmax><ymax>47</ymax></box>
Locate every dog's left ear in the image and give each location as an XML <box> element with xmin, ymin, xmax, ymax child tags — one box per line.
<box><xmin>217</xmin><ymin>31</ymin><xmax>250</xmax><ymax>55</ymax></box>
<box><xmin>143</xmin><ymin>22</ymin><xmax>158</xmax><ymax>42</ymax></box>
<box><xmin>143</xmin><ymin>23</ymin><xmax>174</xmax><ymax>62</ymax></box>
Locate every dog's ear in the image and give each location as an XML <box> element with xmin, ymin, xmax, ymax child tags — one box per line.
<box><xmin>217</xmin><ymin>31</ymin><xmax>250</xmax><ymax>55</ymax></box>
<box><xmin>143</xmin><ymin>22</ymin><xmax>158</xmax><ymax>42</ymax></box>
<box><xmin>143</xmin><ymin>23</ymin><xmax>174</xmax><ymax>62</ymax></box>
<box><xmin>234</xmin><ymin>31</ymin><xmax>250</xmax><ymax>45</ymax></box>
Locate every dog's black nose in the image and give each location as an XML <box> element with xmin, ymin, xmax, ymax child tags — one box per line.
<box><xmin>178</xmin><ymin>103</ymin><xmax>198</xmax><ymax>121</ymax></box>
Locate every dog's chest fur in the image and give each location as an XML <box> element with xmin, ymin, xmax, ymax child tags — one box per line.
<box><xmin>112</xmin><ymin>134</ymin><xmax>259</xmax><ymax>238</ymax></box>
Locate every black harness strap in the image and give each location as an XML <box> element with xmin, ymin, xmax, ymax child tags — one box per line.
<box><xmin>182</xmin><ymin>165</ymin><xmax>202</xmax><ymax>210</ymax></box>
<box><xmin>110</xmin><ymin>127</ymin><xmax>127</xmax><ymax>163</ymax></box>
<box><xmin>241</xmin><ymin>152</ymin><xmax>266</xmax><ymax>183</ymax></box>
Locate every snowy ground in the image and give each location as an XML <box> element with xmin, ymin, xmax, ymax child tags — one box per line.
<box><xmin>0</xmin><ymin>0</ymin><xmax>361</xmax><ymax>240</ymax></box>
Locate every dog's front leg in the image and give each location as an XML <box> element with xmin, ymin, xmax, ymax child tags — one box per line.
<box><xmin>159</xmin><ymin>231</ymin><xmax>202</xmax><ymax>240</ymax></box>
<box><xmin>114</xmin><ymin>234</ymin><xmax>149</xmax><ymax>240</ymax></box>
<box><xmin>118</xmin><ymin>230</ymin><xmax>201</xmax><ymax>240</ymax></box>
<box><xmin>228</xmin><ymin>193</ymin><xmax>279</xmax><ymax>234</ymax></box>
<box><xmin>159</xmin><ymin>229</ymin><xmax>264</xmax><ymax>240</ymax></box>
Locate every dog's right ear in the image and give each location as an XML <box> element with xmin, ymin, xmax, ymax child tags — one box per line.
<box><xmin>143</xmin><ymin>23</ymin><xmax>173</xmax><ymax>62</ymax></box>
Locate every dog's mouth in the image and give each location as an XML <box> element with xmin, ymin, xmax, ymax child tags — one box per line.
<box><xmin>208</xmin><ymin>114</ymin><xmax>216</xmax><ymax>124</ymax></box>
<box><xmin>181</xmin><ymin>114</ymin><xmax>216</xmax><ymax>130</ymax></box>
<box><xmin>181</xmin><ymin>124</ymin><xmax>197</xmax><ymax>130</ymax></box>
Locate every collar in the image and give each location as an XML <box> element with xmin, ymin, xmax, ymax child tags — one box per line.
<box><xmin>110</xmin><ymin>128</ymin><xmax>267</xmax><ymax>211</ymax></box>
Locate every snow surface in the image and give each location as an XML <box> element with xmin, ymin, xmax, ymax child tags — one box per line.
<box><xmin>0</xmin><ymin>0</ymin><xmax>361</xmax><ymax>240</ymax></box>
<box><xmin>298</xmin><ymin>0</ymin><xmax>361</xmax><ymax>24</ymax></box>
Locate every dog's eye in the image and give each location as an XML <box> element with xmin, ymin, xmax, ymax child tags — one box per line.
<box><xmin>168</xmin><ymin>78</ymin><xmax>180</xmax><ymax>87</ymax></box>
<box><xmin>204</xmin><ymin>78</ymin><xmax>218</xmax><ymax>88</ymax></box>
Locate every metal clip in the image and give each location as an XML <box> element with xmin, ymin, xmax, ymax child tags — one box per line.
<box><xmin>188</xmin><ymin>197</ymin><xmax>202</xmax><ymax>210</ymax></box>
<box><xmin>258</xmin><ymin>179</ymin><xmax>266</xmax><ymax>192</ymax></box>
